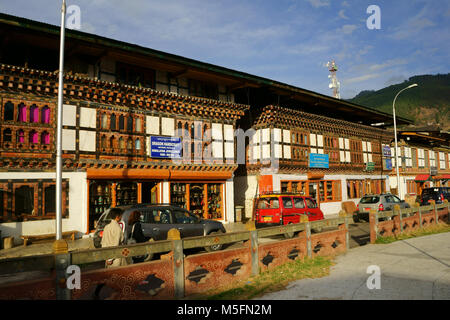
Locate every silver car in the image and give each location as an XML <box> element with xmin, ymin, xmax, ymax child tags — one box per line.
<box><xmin>356</xmin><ymin>194</ymin><xmax>410</xmax><ymax>222</ymax></box>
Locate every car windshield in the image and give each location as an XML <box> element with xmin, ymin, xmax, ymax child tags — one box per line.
<box><xmin>360</xmin><ymin>196</ymin><xmax>380</xmax><ymax>204</ymax></box>
<box><xmin>257</xmin><ymin>198</ymin><xmax>280</xmax><ymax>209</ymax></box>
<box><xmin>422</xmin><ymin>189</ymin><xmax>440</xmax><ymax>195</ymax></box>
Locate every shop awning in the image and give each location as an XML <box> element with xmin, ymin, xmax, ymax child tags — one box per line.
<box><xmin>433</xmin><ymin>174</ymin><xmax>450</xmax><ymax>180</ymax></box>
<box><xmin>415</xmin><ymin>174</ymin><xmax>431</xmax><ymax>182</ymax></box>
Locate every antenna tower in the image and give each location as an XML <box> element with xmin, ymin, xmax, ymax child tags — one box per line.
<box><xmin>326</xmin><ymin>60</ymin><xmax>341</xmax><ymax>99</ymax></box>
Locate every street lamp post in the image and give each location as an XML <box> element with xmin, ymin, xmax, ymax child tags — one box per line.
<box><xmin>53</xmin><ymin>0</ymin><xmax>66</xmax><ymax>252</ymax></box>
<box><xmin>393</xmin><ymin>83</ymin><xmax>418</xmax><ymax>199</ymax></box>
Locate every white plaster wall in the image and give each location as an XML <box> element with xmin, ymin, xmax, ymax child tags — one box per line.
<box><xmin>79</xmin><ymin>107</ymin><xmax>96</xmax><ymax>128</ymax></box>
<box><xmin>62</xmin><ymin>104</ymin><xmax>77</xmax><ymax>126</ymax></box>
<box><xmin>212</xmin><ymin>123</ymin><xmax>223</xmax><ymax>140</ymax></box>
<box><xmin>224</xmin><ymin>124</ymin><xmax>234</xmax><ymax>141</ymax></box>
<box><xmin>62</xmin><ymin>129</ymin><xmax>76</xmax><ymax>151</ymax></box>
<box><xmin>162</xmin><ymin>181</ymin><xmax>170</xmax><ymax>203</ymax></box>
<box><xmin>234</xmin><ymin>175</ymin><xmax>258</xmax><ymax>220</ymax></box>
<box><xmin>79</xmin><ymin>130</ymin><xmax>96</xmax><ymax>152</ymax></box>
<box><xmin>224</xmin><ymin>142</ymin><xmax>234</xmax><ymax>159</ymax></box>
<box><xmin>161</xmin><ymin>117</ymin><xmax>174</xmax><ymax>136</ymax></box>
<box><xmin>224</xmin><ymin>179</ymin><xmax>235</xmax><ymax>223</ymax></box>
<box><xmin>146</xmin><ymin>116</ymin><xmax>160</xmax><ymax>135</ymax></box>
<box><xmin>0</xmin><ymin>171</ymin><xmax>88</xmax><ymax>243</ymax></box>
<box><xmin>212</xmin><ymin>141</ymin><xmax>223</xmax><ymax>159</ymax></box>
<box><xmin>283</xmin><ymin>130</ymin><xmax>290</xmax><ymax>143</ymax></box>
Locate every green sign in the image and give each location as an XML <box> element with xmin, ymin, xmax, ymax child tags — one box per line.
<box><xmin>366</xmin><ymin>162</ymin><xmax>375</xmax><ymax>172</ymax></box>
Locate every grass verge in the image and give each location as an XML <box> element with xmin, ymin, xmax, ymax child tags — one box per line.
<box><xmin>375</xmin><ymin>222</ymin><xmax>450</xmax><ymax>244</ymax></box>
<box><xmin>187</xmin><ymin>256</ymin><xmax>334</xmax><ymax>300</ymax></box>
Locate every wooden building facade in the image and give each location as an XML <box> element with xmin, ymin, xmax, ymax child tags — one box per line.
<box><xmin>1</xmin><ymin>12</ymin><xmax>448</xmax><ymax>239</ymax></box>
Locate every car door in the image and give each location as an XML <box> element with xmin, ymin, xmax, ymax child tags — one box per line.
<box><xmin>281</xmin><ymin>196</ymin><xmax>296</xmax><ymax>225</ymax></box>
<box><xmin>392</xmin><ymin>195</ymin><xmax>408</xmax><ymax>209</ymax></box>
<box><xmin>293</xmin><ymin>197</ymin><xmax>307</xmax><ymax>222</ymax></box>
<box><xmin>304</xmin><ymin>197</ymin><xmax>322</xmax><ymax>221</ymax></box>
<box><xmin>172</xmin><ymin>208</ymin><xmax>204</xmax><ymax>238</ymax></box>
<box><xmin>141</xmin><ymin>208</ymin><xmax>174</xmax><ymax>241</ymax></box>
<box><xmin>383</xmin><ymin>195</ymin><xmax>394</xmax><ymax>211</ymax></box>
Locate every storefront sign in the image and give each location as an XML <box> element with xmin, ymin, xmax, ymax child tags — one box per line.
<box><xmin>383</xmin><ymin>158</ymin><xmax>392</xmax><ymax>171</ymax></box>
<box><xmin>309</xmin><ymin>153</ymin><xmax>329</xmax><ymax>169</ymax></box>
<box><xmin>150</xmin><ymin>136</ymin><xmax>182</xmax><ymax>159</ymax></box>
<box><xmin>383</xmin><ymin>145</ymin><xmax>391</xmax><ymax>157</ymax></box>
<box><xmin>366</xmin><ymin>162</ymin><xmax>375</xmax><ymax>172</ymax></box>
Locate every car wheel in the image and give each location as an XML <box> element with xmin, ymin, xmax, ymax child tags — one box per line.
<box><xmin>284</xmin><ymin>223</ymin><xmax>295</xmax><ymax>239</ymax></box>
<box><xmin>205</xmin><ymin>230</ymin><xmax>224</xmax><ymax>252</ymax></box>
<box><xmin>93</xmin><ymin>237</ymin><xmax>101</xmax><ymax>249</ymax></box>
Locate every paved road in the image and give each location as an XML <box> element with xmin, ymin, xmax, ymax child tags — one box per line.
<box><xmin>257</xmin><ymin>232</ymin><xmax>450</xmax><ymax>300</ymax></box>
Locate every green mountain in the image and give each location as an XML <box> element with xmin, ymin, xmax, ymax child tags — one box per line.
<box><xmin>348</xmin><ymin>74</ymin><xmax>450</xmax><ymax>130</ymax></box>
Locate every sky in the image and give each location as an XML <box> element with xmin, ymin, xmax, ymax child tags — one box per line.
<box><xmin>0</xmin><ymin>0</ymin><xmax>449</xmax><ymax>99</ymax></box>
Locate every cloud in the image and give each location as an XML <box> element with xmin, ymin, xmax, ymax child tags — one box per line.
<box><xmin>367</xmin><ymin>58</ymin><xmax>409</xmax><ymax>72</ymax></box>
<box><xmin>339</xmin><ymin>24</ymin><xmax>358</xmax><ymax>34</ymax></box>
<box><xmin>307</xmin><ymin>0</ymin><xmax>330</xmax><ymax>8</ymax></box>
<box><xmin>339</xmin><ymin>9</ymin><xmax>349</xmax><ymax>20</ymax></box>
<box><xmin>384</xmin><ymin>75</ymin><xmax>407</xmax><ymax>86</ymax></box>
<box><xmin>343</xmin><ymin>72</ymin><xmax>383</xmax><ymax>85</ymax></box>
<box><xmin>388</xmin><ymin>4</ymin><xmax>437</xmax><ymax>40</ymax></box>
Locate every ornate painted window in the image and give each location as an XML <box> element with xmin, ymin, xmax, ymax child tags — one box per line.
<box><xmin>30</xmin><ymin>104</ymin><xmax>39</xmax><ymax>123</ymax></box>
<box><xmin>41</xmin><ymin>106</ymin><xmax>50</xmax><ymax>124</ymax></box>
<box><xmin>18</xmin><ymin>103</ymin><xmax>27</xmax><ymax>122</ymax></box>
<box><xmin>110</xmin><ymin>114</ymin><xmax>116</xmax><ymax>130</ymax></box>
<box><xmin>29</xmin><ymin>130</ymin><xmax>38</xmax><ymax>144</ymax></box>
<box><xmin>3</xmin><ymin>128</ymin><xmax>12</xmax><ymax>142</ymax></box>
<box><xmin>17</xmin><ymin>129</ymin><xmax>25</xmax><ymax>143</ymax></box>
<box><xmin>4</xmin><ymin>101</ymin><xmax>14</xmax><ymax>121</ymax></box>
<box><xmin>41</xmin><ymin>131</ymin><xmax>50</xmax><ymax>145</ymax></box>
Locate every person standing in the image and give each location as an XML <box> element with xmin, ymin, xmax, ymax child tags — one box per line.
<box><xmin>127</xmin><ymin>210</ymin><xmax>147</xmax><ymax>263</ymax></box>
<box><xmin>101</xmin><ymin>208</ymin><xmax>128</xmax><ymax>268</ymax></box>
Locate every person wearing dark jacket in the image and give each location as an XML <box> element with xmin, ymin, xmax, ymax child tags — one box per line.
<box><xmin>128</xmin><ymin>210</ymin><xmax>147</xmax><ymax>263</ymax></box>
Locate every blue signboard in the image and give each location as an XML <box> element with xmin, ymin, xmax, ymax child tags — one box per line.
<box><xmin>309</xmin><ymin>153</ymin><xmax>329</xmax><ymax>169</ymax></box>
<box><xmin>383</xmin><ymin>145</ymin><xmax>392</xmax><ymax>157</ymax></box>
<box><xmin>384</xmin><ymin>158</ymin><xmax>393</xmax><ymax>171</ymax></box>
<box><xmin>150</xmin><ymin>136</ymin><xmax>182</xmax><ymax>159</ymax></box>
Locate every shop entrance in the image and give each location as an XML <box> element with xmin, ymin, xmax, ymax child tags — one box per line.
<box><xmin>141</xmin><ymin>182</ymin><xmax>158</xmax><ymax>204</ymax></box>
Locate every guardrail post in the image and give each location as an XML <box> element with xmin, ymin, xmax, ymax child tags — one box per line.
<box><xmin>168</xmin><ymin>229</ymin><xmax>184</xmax><ymax>299</ymax></box>
<box><xmin>395</xmin><ymin>204</ymin><xmax>402</xmax><ymax>233</ymax></box>
<box><xmin>305</xmin><ymin>221</ymin><xmax>312</xmax><ymax>258</ymax></box>
<box><xmin>369</xmin><ymin>209</ymin><xmax>378</xmax><ymax>243</ymax></box>
<box><xmin>53</xmin><ymin>239</ymin><xmax>70</xmax><ymax>300</ymax></box>
<box><xmin>344</xmin><ymin>215</ymin><xmax>350</xmax><ymax>251</ymax></box>
<box><xmin>446</xmin><ymin>200</ymin><xmax>450</xmax><ymax>223</ymax></box>
<box><xmin>250</xmin><ymin>229</ymin><xmax>259</xmax><ymax>276</ymax></box>
<box><xmin>55</xmin><ymin>253</ymin><xmax>71</xmax><ymax>300</ymax></box>
<box><xmin>433</xmin><ymin>201</ymin><xmax>439</xmax><ymax>224</ymax></box>
<box><xmin>416</xmin><ymin>203</ymin><xmax>422</xmax><ymax>228</ymax></box>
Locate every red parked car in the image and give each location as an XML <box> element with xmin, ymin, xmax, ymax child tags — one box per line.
<box><xmin>254</xmin><ymin>193</ymin><xmax>325</xmax><ymax>237</ymax></box>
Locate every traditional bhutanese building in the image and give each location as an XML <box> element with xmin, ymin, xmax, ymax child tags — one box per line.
<box><xmin>4</xmin><ymin>12</ymin><xmax>447</xmax><ymax>240</ymax></box>
<box><xmin>389</xmin><ymin>128</ymin><xmax>450</xmax><ymax>200</ymax></box>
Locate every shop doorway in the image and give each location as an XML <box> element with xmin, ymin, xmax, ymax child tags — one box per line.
<box><xmin>141</xmin><ymin>182</ymin><xmax>158</xmax><ymax>204</ymax></box>
<box><xmin>308</xmin><ymin>182</ymin><xmax>319</xmax><ymax>204</ymax></box>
